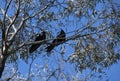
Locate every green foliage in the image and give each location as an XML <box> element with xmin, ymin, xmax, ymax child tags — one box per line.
<box><xmin>0</xmin><ymin>0</ymin><xmax>120</xmax><ymax>80</ymax></box>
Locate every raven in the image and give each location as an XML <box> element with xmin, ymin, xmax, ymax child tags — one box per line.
<box><xmin>46</xmin><ymin>29</ymin><xmax>66</xmax><ymax>52</ymax></box>
<box><xmin>29</xmin><ymin>31</ymin><xmax>46</xmax><ymax>53</ymax></box>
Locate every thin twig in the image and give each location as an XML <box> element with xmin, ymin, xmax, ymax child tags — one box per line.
<box><xmin>26</xmin><ymin>57</ymin><xmax>34</xmax><ymax>81</ymax></box>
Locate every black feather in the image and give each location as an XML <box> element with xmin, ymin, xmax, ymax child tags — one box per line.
<box><xmin>46</xmin><ymin>29</ymin><xmax>66</xmax><ymax>52</ymax></box>
<box><xmin>29</xmin><ymin>31</ymin><xmax>46</xmax><ymax>53</ymax></box>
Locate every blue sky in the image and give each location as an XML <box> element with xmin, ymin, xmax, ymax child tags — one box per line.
<box><xmin>17</xmin><ymin>57</ymin><xmax>120</xmax><ymax>81</ymax></box>
<box><xmin>0</xmin><ymin>0</ymin><xmax>120</xmax><ymax>81</ymax></box>
<box><xmin>107</xmin><ymin>61</ymin><xmax>120</xmax><ymax>81</ymax></box>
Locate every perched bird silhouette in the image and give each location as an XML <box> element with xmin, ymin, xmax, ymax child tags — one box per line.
<box><xmin>114</xmin><ymin>27</ymin><xmax>120</xmax><ymax>37</ymax></box>
<box><xmin>29</xmin><ymin>31</ymin><xmax>46</xmax><ymax>53</ymax></box>
<box><xmin>46</xmin><ymin>29</ymin><xmax>66</xmax><ymax>52</ymax></box>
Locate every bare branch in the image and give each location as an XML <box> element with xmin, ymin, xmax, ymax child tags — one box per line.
<box><xmin>3</xmin><ymin>0</ymin><xmax>12</xmax><ymax>24</ymax></box>
<box><xmin>6</xmin><ymin>0</ymin><xmax>20</xmax><ymax>39</ymax></box>
<box><xmin>26</xmin><ymin>57</ymin><xmax>35</xmax><ymax>81</ymax></box>
<box><xmin>8</xmin><ymin>19</ymin><xmax>26</xmax><ymax>43</ymax></box>
<box><xmin>0</xmin><ymin>7</ymin><xmax>16</xmax><ymax>32</ymax></box>
<box><xmin>8</xmin><ymin>26</ymin><xmax>108</xmax><ymax>55</ymax></box>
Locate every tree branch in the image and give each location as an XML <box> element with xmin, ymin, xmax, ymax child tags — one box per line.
<box><xmin>5</xmin><ymin>0</ymin><xmax>20</xmax><ymax>39</ymax></box>
<box><xmin>26</xmin><ymin>57</ymin><xmax>34</xmax><ymax>81</ymax></box>
<box><xmin>0</xmin><ymin>7</ymin><xmax>16</xmax><ymax>35</ymax></box>
<box><xmin>25</xmin><ymin>0</ymin><xmax>55</xmax><ymax>20</ymax></box>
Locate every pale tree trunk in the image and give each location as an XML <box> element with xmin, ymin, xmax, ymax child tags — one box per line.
<box><xmin>0</xmin><ymin>57</ymin><xmax>7</xmax><ymax>78</ymax></box>
<box><xmin>0</xmin><ymin>37</ymin><xmax>9</xmax><ymax>78</ymax></box>
<box><xmin>0</xmin><ymin>16</ymin><xmax>9</xmax><ymax>78</ymax></box>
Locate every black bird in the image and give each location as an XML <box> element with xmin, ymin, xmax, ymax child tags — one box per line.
<box><xmin>29</xmin><ymin>31</ymin><xmax>46</xmax><ymax>53</ymax></box>
<box><xmin>46</xmin><ymin>29</ymin><xmax>66</xmax><ymax>52</ymax></box>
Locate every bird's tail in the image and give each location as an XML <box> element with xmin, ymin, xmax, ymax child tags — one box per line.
<box><xmin>46</xmin><ymin>45</ymin><xmax>55</xmax><ymax>52</ymax></box>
